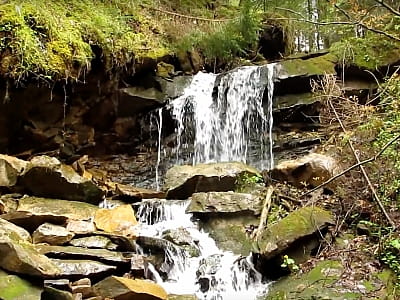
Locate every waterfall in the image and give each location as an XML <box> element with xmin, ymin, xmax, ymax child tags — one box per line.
<box><xmin>135</xmin><ymin>199</ymin><xmax>269</xmax><ymax>299</ymax></box>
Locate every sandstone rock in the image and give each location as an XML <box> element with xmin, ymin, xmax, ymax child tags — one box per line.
<box><xmin>94</xmin><ymin>204</ymin><xmax>138</xmax><ymax>236</ymax></box>
<box><xmin>32</xmin><ymin>223</ymin><xmax>74</xmax><ymax>245</ymax></box>
<box><xmin>0</xmin><ymin>269</ymin><xmax>42</xmax><ymax>300</ymax></box>
<box><xmin>0</xmin><ymin>154</ymin><xmax>28</xmax><ymax>187</ymax></box>
<box><xmin>115</xmin><ymin>183</ymin><xmax>166</xmax><ymax>201</ymax></box>
<box><xmin>50</xmin><ymin>259</ymin><xmax>116</xmax><ymax>277</ymax></box>
<box><xmin>44</xmin><ymin>279</ymin><xmax>71</xmax><ymax>291</ymax></box>
<box><xmin>254</xmin><ymin>206</ymin><xmax>334</xmax><ymax>260</ymax></box>
<box><xmin>36</xmin><ymin>245</ymin><xmax>131</xmax><ymax>264</ymax></box>
<box><xmin>94</xmin><ymin>276</ymin><xmax>167</xmax><ymax>300</ymax></box>
<box><xmin>269</xmin><ymin>153</ymin><xmax>338</xmax><ymax>188</ymax></box>
<box><xmin>1</xmin><ymin>197</ymin><xmax>98</xmax><ymax>231</ymax></box>
<box><xmin>0</xmin><ymin>221</ymin><xmax>60</xmax><ymax>277</ymax></box>
<box><xmin>66</xmin><ymin>220</ymin><xmax>96</xmax><ymax>235</ymax></box>
<box><xmin>21</xmin><ymin>155</ymin><xmax>103</xmax><ymax>204</ymax></box>
<box><xmin>164</xmin><ymin>162</ymin><xmax>261</xmax><ymax>199</ymax></box>
<box><xmin>69</xmin><ymin>235</ymin><xmax>118</xmax><ymax>250</ymax></box>
<box><xmin>0</xmin><ymin>217</ymin><xmax>31</xmax><ymax>242</ymax></box>
<box><xmin>187</xmin><ymin>192</ymin><xmax>263</xmax><ymax>215</ymax></box>
<box><xmin>71</xmin><ymin>278</ymin><xmax>95</xmax><ymax>298</ymax></box>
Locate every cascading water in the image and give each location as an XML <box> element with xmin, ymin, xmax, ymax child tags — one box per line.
<box><xmin>136</xmin><ymin>199</ymin><xmax>269</xmax><ymax>299</ymax></box>
<box><xmin>154</xmin><ymin>64</ymin><xmax>276</xmax><ymax>188</ymax></box>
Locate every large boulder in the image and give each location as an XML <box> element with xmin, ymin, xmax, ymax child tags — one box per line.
<box><xmin>164</xmin><ymin>162</ymin><xmax>261</xmax><ymax>199</ymax></box>
<box><xmin>268</xmin><ymin>153</ymin><xmax>338</xmax><ymax>188</ymax></box>
<box><xmin>254</xmin><ymin>206</ymin><xmax>334</xmax><ymax>260</ymax></box>
<box><xmin>0</xmin><ymin>269</ymin><xmax>42</xmax><ymax>300</ymax></box>
<box><xmin>1</xmin><ymin>196</ymin><xmax>99</xmax><ymax>231</ymax></box>
<box><xmin>20</xmin><ymin>156</ymin><xmax>103</xmax><ymax>204</ymax></box>
<box><xmin>0</xmin><ymin>219</ymin><xmax>60</xmax><ymax>277</ymax></box>
<box><xmin>187</xmin><ymin>192</ymin><xmax>262</xmax><ymax>215</ymax></box>
<box><xmin>94</xmin><ymin>276</ymin><xmax>167</xmax><ymax>300</ymax></box>
<box><xmin>0</xmin><ymin>154</ymin><xmax>28</xmax><ymax>187</ymax></box>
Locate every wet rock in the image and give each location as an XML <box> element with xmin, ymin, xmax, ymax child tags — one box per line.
<box><xmin>162</xmin><ymin>227</ymin><xmax>193</xmax><ymax>246</ymax></box>
<box><xmin>0</xmin><ymin>154</ymin><xmax>28</xmax><ymax>187</ymax></box>
<box><xmin>130</xmin><ymin>253</ymin><xmax>147</xmax><ymax>277</ymax></box>
<box><xmin>164</xmin><ymin>162</ymin><xmax>261</xmax><ymax>199</ymax></box>
<box><xmin>36</xmin><ymin>244</ymin><xmax>131</xmax><ymax>264</ymax></box>
<box><xmin>66</xmin><ymin>220</ymin><xmax>96</xmax><ymax>235</ymax></box>
<box><xmin>118</xmin><ymin>86</ymin><xmax>166</xmax><ymax>117</ymax></box>
<box><xmin>254</xmin><ymin>206</ymin><xmax>334</xmax><ymax>261</ymax></box>
<box><xmin>156</xmin><ymin>75</ymin><xmax>192</xmax><ymax>99</ymax></box>
<box><xmin>162</xmin><ymin>228</ymin><xmax>200</xmax><ymax>257</ymax></box>
<box><xmin>196</xmin><ymin>254</ymin><xmax>223</xmax><ymax>293</ymax></box>
<box><xmin>0</xmin><ymin>269</ymin><xmax>42</xmax><ymax>300</ymax></box>
<box><xmin>1</xmin><ymin>196</ymin><xmax>98</xmax><ymax>231</ymax></box>
<box><xmin>70</xmin><ymin>235</ymin><xmax>118</xmax><ymax>250</ymax></box>
<box><xmin>187</xmin><ymin>192</ymin><xmax>263</xmax><ymax>215</ymax></box>
<box><xmin>21</xmin><ymin>156</ymin><xmax>103</xmax><ymax>204</ymax></box>
<box><xmin>94</xmin><ymin>276</ymin><xmax>167</xmax><ymax>300</ymax></box>
<box><xmin>200</xmin><ymin>215</ymin><xmax>257</xmax><ymax>256</ymax></box>
<box><xmin>32</xmin><ymin>223</ymin><xmax>74</xmax><ymax>245</ymax></box>
<box><xmin>42</xmin><ymin>287</ymin><xmax>74</xmax><ymax>300</ymax></box>
<box><xmin>94</xmin><ymin>204</ymin><xmax>138</xmax><ymax>236</ymax></box>
<box><xmin>0</xmin><ymin>220</ymin><xmax>60</xmax><ymax>277</ymax></box>
<box><xmin>115</xmin><ymin>183</ymin><xmax>166</xmax><ymax>201</ymax></box>
<box><xmin>268</xmin><ymin>153</ymin><xmax>338</xmax><ymax>188</ymax></box>
<box><xmin>50</xmin><ymin>259</ymin><xmax>116</xmax><ymax>277</ymax></box>
<box><xmin>91</xmin><ymin>232</ymin><xmax>137</xmax><ymax>252</ymax></box>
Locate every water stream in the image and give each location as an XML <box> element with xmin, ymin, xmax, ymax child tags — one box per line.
<box><xmin>144</xmin><ymin>64</ymin><xmax>276</xmax><ymax>298</ymax></box>
<box><xmin>136</xmin><ymin>199</ymin><xmax>269</xmax><ymax>299</ymax></box>
<box><xmin>154</xmin><ymin>64</ymin><xmax>276</xmax><ymax>188</ymax></box>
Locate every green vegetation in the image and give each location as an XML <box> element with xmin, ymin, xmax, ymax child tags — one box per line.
<box><xmin>0</xmin><ymin>0</ymin><xmax>169</xmax><ymax>80</ymax></box>
<box><xmin>175</xmin><ymin>3</ymin><xmax>261</xmax><ymax>63</ymax></box>
<box><xmin>380</xmin><ymin>236</ymin><xmax>400</xmax><ymax>287</ymax></box>
<box><xmin>330</xmin><ymin>36</ymin><xmax>400</xmax><ymax>69</ymax></box>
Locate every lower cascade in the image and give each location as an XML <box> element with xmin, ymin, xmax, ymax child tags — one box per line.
<box><xmin>136</xmin><ymin>199</ymin><xmax>269</xmax><ymax>299</ymax></box>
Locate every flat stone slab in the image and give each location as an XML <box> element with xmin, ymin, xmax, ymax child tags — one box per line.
<box><xmin>164</xmin><ymin>162</ymin><xmax>261</xmax><ymax>199</ymax></box>
<box><xmin>187</xmin><ymin>192</ymin><xmax>263</xmax><ymax>215</ymax></box>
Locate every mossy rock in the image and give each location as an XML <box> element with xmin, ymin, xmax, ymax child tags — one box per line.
<box><xmin>0</xmin><ymin>270</ymin><xmax>42</xmax><ymax>300</ymax></box>
<box><xmin>277</xmin><ymin>53</ymin><xmax>337</xmax><ymax>79</ymax></box>
<box><xmin>254</xmin><ymin>206</ymin><xmax>334</xmax><ymax>260</ymax></box>
<box><xmin>265</xmin><ymin>260</ymin><xmax>361</xmax><ymax>300</ymax></box>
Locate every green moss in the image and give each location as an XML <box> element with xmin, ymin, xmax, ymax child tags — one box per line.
<box><xmin>0</xmin><ymin>270</ymin><xmax>42</xmax><ymax>300</ymax></box>
<box><xmin>0</xmin><ymin>0</ymin><xmax>170</xmax><ymax>79</ymax></box>
<box><xmin>330</xmin><ymin>36</ymin><xmax>400</xmax><ymax>70</ymax></box>
<box><xmin>280</xmin><ymin>53</ymin><xmax>337</xmax><ymax>77</ymax></box>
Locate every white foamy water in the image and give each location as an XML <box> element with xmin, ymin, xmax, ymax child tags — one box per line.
<box><xmin>136</xmin><ymin>199</ymin><xmax>269</xmax><ymax>299</ymax></box>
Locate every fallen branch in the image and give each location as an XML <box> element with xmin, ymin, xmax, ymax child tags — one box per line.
<box><xmin>254</xmin><ymin>185</ymin><xmax>274</xmax><ymax>240</ymax></box>
<box><xmin>301</xmin><ymin>134</ymin><xmax>400</xmax><ymax>200</ymax></box>
<box><xmin>328</xmin><ymin>100</ymin><xmax>396</xmax><ymax>229</ymax></box>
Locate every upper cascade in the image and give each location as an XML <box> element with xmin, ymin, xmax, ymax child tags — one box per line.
<box><xmin>167</xmin><ymin>64</ymin><xmax>275</xmax><ymax>170</ymax></box>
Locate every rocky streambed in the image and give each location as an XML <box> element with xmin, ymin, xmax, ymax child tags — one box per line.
<box><xmin>0</xmin><ymin>151</ymin><xmax>395</xmax><ymax>300</ymax></box>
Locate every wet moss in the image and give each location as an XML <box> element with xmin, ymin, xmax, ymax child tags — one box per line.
<box><xmin>0</xmin><ymin>270</ymin><xmax>42</xmax><ymax>300</ymax></box>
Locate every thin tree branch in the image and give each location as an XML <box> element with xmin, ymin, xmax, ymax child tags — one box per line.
<box><xmin>374</xmin><ymin>0</ymin><xmax>400</xmax><ymax>17</ymax></box>
<box><xmin>328</xmin><ymin>100</ymin><xmax>396</xmax><ymax>229</ymax></box>
<box><xmin>301</xmin><ymin>134</ymin><xmax>400</xmax><ymax>199</ymax></box>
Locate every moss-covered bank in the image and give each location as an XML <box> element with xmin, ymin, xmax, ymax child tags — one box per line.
<box><xmin>0</xmin><ymin>1</ymin><xmax>170</xmax><ymax>80</ymax></box>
